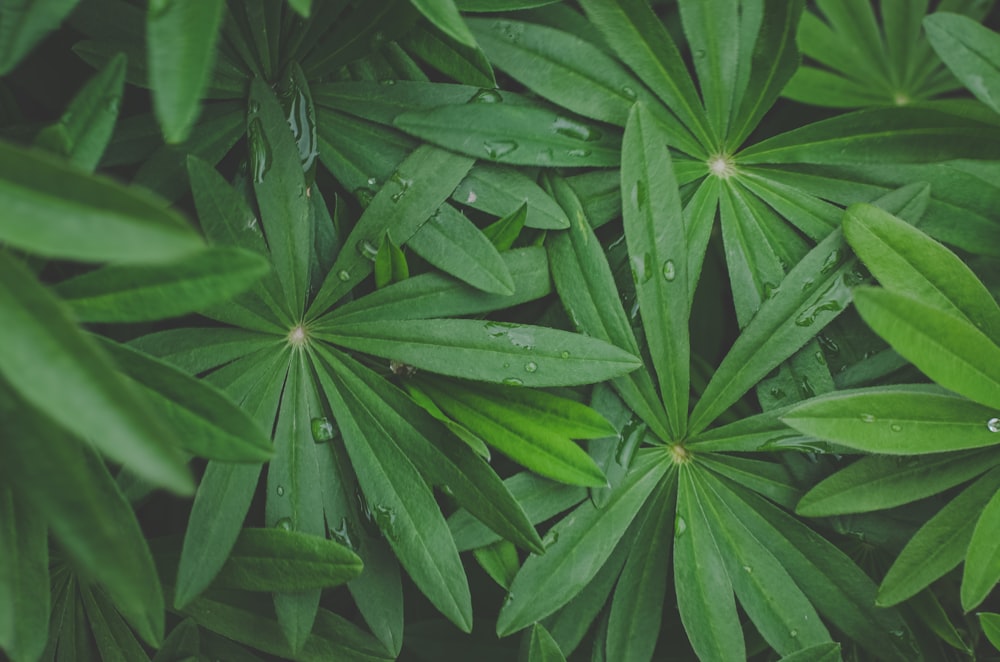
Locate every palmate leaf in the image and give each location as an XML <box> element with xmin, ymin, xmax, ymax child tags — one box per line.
<box><xmin>925</xmin><ymin>12</ymin><xmax>1000</xmax><ymax>114</ymax></box>
<box><xmin>0</xmin><ymin>487</ymin><xmax>48</xmax><ymax>662</ymax></box>
<box><xmin>81</xmin><ymin>582</ymin><xmax>149</xmax><ymax>661</ymax></box>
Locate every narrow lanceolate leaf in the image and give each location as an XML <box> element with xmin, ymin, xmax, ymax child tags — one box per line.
<box><xmin>320</xmin><ymin>353</ymin><xmax>473</xmax><ymax>633</ymax></box>
<box><xmin>677</xmin><ymin>0</ymin><xmax>742</xmax><ymax>140</ymax></box>
<box><xmin>418</xmin><ymin>376</ymin><xmax>609</xmax><ymax>487</ymax></box>
<box><xmin>34</xmin><ymin>52</ymin><xmax>125</xmax><ymax>171</ymax></box>
<box><xmin>878</xmin><ymin>467</ymin><xmax>1000</xmax><ymax>606</ymax></box>
<box><xmin>147</xmin><ymin>0</ymin><xmax>224</xmax><ymax>142</ymax></box>
<box><xmin>395</xmin><ymin>104</ymin><xmax>621</xmax><ymax>167</ymax></box>
<box><xmin>210</xmin><ymin>528</ymin><xmax>362</xmax><ymax>592</ymax></box>
<box><xmin>853</xmin><ymin>287</ymin><xmax>1000</xmax><ymax>410</ymax></box>
<box><xmin>796</xmin><ymin>450</ymin><xmax>1000</xmax><ymax>517</ymax></box>
<box><xmin>924</xmin><ymin>13</ymin><xmax>1000</xmax><ymax>114</ymax></box>
<box><xmin>406</xmin><ymin>204</ymin><xmax>515</xmax><ymax>294</ymax></box>
<box><xmin>0</xmin><ymin>488</ymin><xmax>48</xmax><ymax>662</ymax></box>
<box><xmin>675</xmin><ymin>467</ymin><xmax>744</xmax><ymax>662</ymax></box>
<box><xmin>81</xmin><ymin>584</ymin><xmax>151</xmax><ymax>661</ymax></box>
<box><xmin>981</xmin><ymin>613</ymin><xmax>1000</xmax><ymax>651</ymax></box>
<box><xmin>454</xmin><ymin>164</ymin><xmax>570</xmax><ymax>230</ymax></box>
<box><xmin>316</xmin><ymin>318</ymin><xmax>641</xmax><ymax>388</ymax></box>
<box><xmin>622</xmin><ymin>103</ymin><xmax>689</xmax><ymax>440</ymax></box>
<box><xmin>309</xmin><ymin>145</ymin><xmax>475</xmax><ymax>317</ymax></box>
<box><xmin>844</xmin><ymin>202</ymin><xmax>1000</xmax><ymax>343</ymax></box>
<box><xmin>496</xmin><ymin>451</ymin><xmax>669</xmax><ymax>636</ymax></box>
<box><xmin>55</xmin><ymin>247</ymin><xmax>270</xmax><ymax>322</ymax></box>
<box><xmin>777</xmin><ymin>643</ymin><xmax>841</xmax><ymax>662</ymax></box>
<box><xmin>0</xmin><ymin>0</ymin><xmax>81</xmax><ymax>75</ymax></box>
<box><xmin>0</xmin><ymin>385</ymin><xmax>164</xmax><ymax>646</ymax></box>
<box><xmin>782</xmin><ymin>387</ymin><xmax>1000</xmax><ymax>454</ymax></box>
<box><xmin>689</xmin><ymin>230</ymin><xmax>855</xmax><ymax>435</ymax></box>
<box><xmin>0</xmin><ymin>140</ymin><xmax>202</xmax><ymax>263</ymax></box>
<box><xmin>410</xmin><ymin>0</ymin><xmax>476</xmax><ymax>47</ymax></box>
<box><xmin>0</xmin><ymin>252</ymin><xmax>192</xmax><ymax>493</ymax></box>
<box><xmin>962</xmin><ymin>487</ymin><xmax>1000</xmax><ymax>611</ymax></box>
<box><xmin>521</xmin><ymin>623</ymin><xmax>566</xmax><ymax>662</ymax></box>
<box><xmin>545</xmin><ymin>173</ymin><xmax>671</xmax><ymax>442</ymax></box>
<box><xmin>249</xmin><ymin>77</ymin><xmax>313</xmax><ymax>319</ymax></box>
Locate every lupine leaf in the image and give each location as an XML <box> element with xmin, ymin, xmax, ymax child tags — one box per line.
<box><xmin>925</xmin><ymin>12</ymin><xmax>1000</xmax><ymax>114</ymax></box>
<box><xmin>961</xmin><ymin>486</ymin><xmax>1000</xmax><ymax>610</ymax></box>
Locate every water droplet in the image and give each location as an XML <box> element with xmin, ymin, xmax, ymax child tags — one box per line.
<box><xmin>502</xmin><ymin>377</ymin><xmax>524</xmax><ymax>387</ymax></box>
<box><xmin>798</xmin><ymin>376</ymin><xmax>815</xmax><ymax>398</ymax></box>
<box><xmin>631</xmin><ymin>252</ymin><xmax>653</xmax><ymax>284</ymax></box>
<box><xmin>693</xmin><ymin>49</ymin><xmax>706</xmax><ymax>59</ymax></box>
<box><xmin>674</xmin><ymin>516</ymin><xmax>687</xmax><ymax>538</ymax></box>
<box><xmin>800</xmin><ymin>278</ymin><xmax>815</xmax><ymax>292</ymax></box>
<box><xmin>367</xmin><ymin>176</ymin><xmax>378</xmax><ymax>186</ymax></box>
<box><xmin>817</xmin><ymin>334</ymin><xmax>840</xmax><ymax>354</ymax></box>
<box><xmin>861</xmin><ymin>413</ymin><xmax>877</xmax><ymax>423</ymax></box>
<box><xmin>795</xmin><ymin>299</ymin><xmax>843</xmax><ymax>327</ymax></box>
<box><xmin>465</xmin><ymin>190</ymin><xmax>477</xmax><ymax>204</ymax></box>
<box><xmin>769</xmin><ymin>387</ymin><xmax>786</xmax><ymax>399</ymax></box>
<box><xmin>469</xmin><ymin>88</ymin><xmax>503</xmax><ymax>104</ymax></box>
<box><xmin>542</xmin><ymin>530</ymin><xmax>559</xmax><ymax>548</ymax></box>
<box><xmin>630</xmin><ymin>180</ymin><xmax>647</xmax><ymax>209</ymax></box>
<box><xmin>814</xmin><ymin>350</ymin><xmax>826</xmax><ymax>365</ymax></box>
<box><xmin>311</xmin><ymin>417</ymin><xmax>336</xmax><ymax>442</ymax></box>
<box><xmin>615</xmin><ymin>419</ymin><xmax>645</xmax><ymax>467</ymax></box>
<box><xmin>790</xmin><ymin>629</ymin><xmax>798</xmax><ymax>638</ymax></box>
<box><xmin>662</xmin><ymin>260</ymin><xmax>677</xmax><ymax>282</ymax></box>
<box><xmin>524</xmin><ymin>361</ymin><xmax>537</xmax><ymax>373</ymax></box>
<box><xmin>552</xmin><ymin>117</ymin><xmax>602</xmax><ymax>142</ymax></box>
<box><xmin>389</xmin><ymin>172</ymin><xmax>413</xmax><ymax>202</ymax></box>
<box><xmin>621</xmin><ymin>85</ymin><xmax>637</xmax><ymax>100</ymax></box>
<box><xmin>988</xmin><ymin>417</ymin><xmax>1000</xmax><ymax>432</ymax></box>
<box><xmin>353</xmin><ymin>187</ymin><xmax>375</xmax><ymax>207</ymax></box>
<box><xmin>373</xmin><ymin>504</ymin><xmax>398</xmax><ymax>541</ymax></box>
<box><xmin>245</xmin><ymin>216</ymin><xmax>261</xmax><ymax>235</ymax></box>
<box><xmin>379</xmin><ymin>78</ymin><xmax>396</xmax><ymax>86</ymax></box>
<box><xmin>275</xmin><ymin>517</ymin><xmax>292</xmax><ymax>531</ymax></box>
<box><xmin>276</xmin><ymin>485</ymin><xmax>285</xmax><ymax>496</ymax></box>
<box><xmin>890</xmin><ymin>423</ymin><xmax>902</xmax><ymax>432</ymax></box>
<box><xmin>248</xmin><ymin>99</ymin><xmax>260</xmax><ymax>114</ymax></box>
<box><xmin>356</xmin><ymin>239</ymin><xmax>379</xmax><ymax>260</ymax></box>
<box><xmin>560</xmin><ymin>350</ymin><xmax>570</xmax><ymax>359</ymax></box>
<box><xmin>743</xmin><ymin>565</ymin><xmax>753</xmax><ymax>574</ymax></box>
<box><xmin>483</xmin><ymin>140</ymin><xmax>518</xmax><ymax>160</ymax></box>
<box><xmin>566</xmin><ymin>148</ymin><xmax>592</xmax><ymax>157</ymax></box>
<box><xmin>337</xmin><ymin>270</ymin><xmax>351</xmax><ymax>282</ymax></box>
<box><xmin>762</xmin><ymin>282</ymin><xmax>780</xmax><ymax>299</ymax></box>
<box><xmin>494</xmin><ymin>19</ymin><xmax>524</xmax><ymax>42</ymax></box>
<box><xmin>247</xmin><ymin>118</ymin><xmax>272</xmax><ymax>183</ymax></box>
<box><xmin>104</xmin><ymin>96</ymin><xmax>120</xmax><ymax>113</ymax></box>
<box><xmin>820</xmin><ymin>248</ymin><xmax>843</xmax><ymax>274</ymax></box>
<box><xmin>330</xmin><ymin>517</ymin><xmax>355</xmax><ymax>550</ymax></box>
<box><xmin>503</xmin><ymin>591</ymin><xmax>515</xmax><ymax>606</ymax></box>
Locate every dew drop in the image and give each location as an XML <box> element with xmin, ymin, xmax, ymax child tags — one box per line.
<box><xmin>248</xmin><ymin>99</ymin><xmax>260</xmax><ymax>114</ymax></box>
<box><xmin>469</xmin><ymin>88</ymin><xmax>503</xmax><ymax>104</ymax></box>
<box><xmin>330</xmin><ymin>517</ymin><xmax>355</xmax><ymax>550</ymax></box>
<box><xmin>503</xmin><ymin>591</ymin><xmax>515</xmax><ymax>606</ymax></box>
<box><xmin>818</xmin><ymin>334</ymin><xmax>840</xmax><ymax>354</ymax></box>
<box><xmin>861</xmin><ymin>413</ymin><xmax>877</xmax><ymax>423</ymax></box>
<box><xmin>566</xmin><ymin>148</ymin><xmax>592</xmax><ymax>157</ymax></box>
<box><xmin>988</xmin><ymin>417</ymin><xmax>1000</xmax><ymax>432</ymax></box>
<box><xmin>631</xmin><ymin>252</ymin><xmax>653</xmax><ymax>284</ymax></box>
<box><xmin>630</xmin><ymin>179</ymin><xmax>647</xmax><ymax>209</ymax></box>
<box><xmin>367</xmin><ymin>176</ymin><xmax>378</xmax><ymax>186</ymax></box>
<box><xmin>373</xmin><ymin>504</ymin><xmax>398</xmax><ymax>541</ymax></box>
<box><xmin>275</xmin><ymin>517</ymin><xmax>292</xmax><ymax>531</ymax></box>
<box><xmin>483</xmin><ymin>140</ymin><xmax>518</xmax><ymax>160</ymax></box>
<box><xmin>814</xmin><ymin>350</ymin><xmax>826</xmax><ymax>366</ymax></box>
<box><xmin>795</xmin><ymin>300</ymin><xmax>843</xmax><ymax>327</ymax></box>
<box><xmin>311</xmin><ymin>417</ymin><xmax>336</xmax><ymax>442</ymax></box>
<box><xmin>560</xmin><ymin>350</ymin><xmax>570</xmax><ymax>359</ymax></box>
<box><xmin>820</xmin><ymin>248</ymin><xmax>843</xmax><ymax>274</ymax></box>
<box><xmin>790</xmin><ymin>629</ymin><xmax>798</xmax><ymax>638</ymax></box>
<box><xmin>552</xmin><ymin>117</ymin><xmax>602</xmax><ymax>142</ymax></box>
<box><xmin>276</xmin><ymin>485</ymin><xmax>285</xmax><ymax>496</ymax></box>
<box><xmin>524</xmin><ymin>361</ymin><xmax>538</xmax><ymax>373</ymax></box>
<box><xmin>674</xmin><ymin>515</ymin><xmax>687</xmax><ymax>538</ymax></box>
<box><xmin>379</xmin><ymin>78</ymin><xmax>396</xmax><ymax>86</ymax></box>
<box><xmin>769</xmin><ymin>387</ymin><xmax>786</xmax><ymax>399</ymax></box>
<box><xmin>890</xmin><ymin>423</ymin><xmax>902</xmax><ymax>432</ymax></box>
<box><xmin>662</xmin><ymin>259</ymin><xmax>677</xmax><ymax>282</ymax></box>
<box><xmin>743</xmin><ymin>565</ymin><xmax>753</xmax><ymax>574</ymax></box>
<box><xmin>542</xmin><ymin>530</ymin><xmax>559</xmax><ymax>548</ymax></box>
<box><xmin>356</xmin><ymin>239</ymin><xmax>379</xmax><ymax>260</ymax></box>
<box><xmin>247</xmin><ymin>117</ymin><xmax>272</xmax><ymax>183</ymax></box>
<box><xmin>621</xmin><ymin>85</ymin><xmax>637</xmax><ymax>100</ymax></box>
<box><xmin>337</xmin><ymin>270</ymin><xmax>351</xmax><ymax>282</ymax></box>
<box><xmin>798</xmin><ymin>376</ymin><xmax>815</xmax><ymax>399</ymax></box>
<box><xmin>502</xmin><ymin>377</ymin><xmax>524</xmax><ymax>387</ymax></box>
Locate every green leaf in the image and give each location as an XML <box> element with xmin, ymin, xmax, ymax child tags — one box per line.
<box><xmin>457</xmin><ymin>0</ymin><xmax>560</xmax><ymax>9</ymax></box>
<box><xmin>0</xmin><ymin>251</ymin><xmax>192</xmax><ymax>493</ymax></box>
<box><xmin>782</xmin><ymin>387</ymin><xmax>1000</xmax><ymax>454</ymax></box>
<box><xmin>980</xmin><ymin>612</ymin><xmax>1000</xmax><ymax>651</ymax></box>
<box><xmin>496</xmin><ymin>451</ymin><xmax>669</xmax><ymax>636</ymax></box>
<box><xmin>374</xmin><ymin>232</ymin><xmax>409</xmax><ymax>289</ymax></box>
<box><xmin>520</xmin><ymin>623</ymin><xmax>566</xmax><ymax>662</ymax></box>
<box><xmin>81</xmin><ymin>584</ymin><xmax>151</xmax><ymax>662</ymax></box>
<box><xmin>417</xmin><ymin>376</ymin><xmax>609</xmax><ymax>487</ymax></box>
<box><xmin>129</xmin><ymin>327</ymin><xmax>279</xmax><ymax>375</ymax></box>
<box><xmin>210</xmin><ymin>528</ymin><xmax>362</xmax><ymax>592</ymax></box>
<box><xmin>410</xmin><ymin>0</ymin><xmax>476</xmax><ymax>47</ymax></box>
<box><xmin>777</xmin><ymin>643</ymin><xmax>842</xmax><ymax>662</ymax></box>
<box><xmin>147</xmin><ymin>0</ymin><xmax>223</xmax><ymax>142</ymax></box>
<box><xmin>962</xmin><ymin>486</ymin><xmax>1000</xmax><ymax>610</ymax></box>
<box><xmin>287</xmin><ymin>0</ymin><xmax>312</xmax><ymax>17</ymax></box>
<box><xmin>318</xmin><ymin>350</ymin><xmax>473</xmax><ymax>632</ymax></box>
<box><xmin>844</xmin><ymin>202</ymin><xmax>1000</xmax><ymax>341</ymax></box>
<box><xmin>455</xmin><ymin>164</ymin><xmax>569</xmax><ymax>230</ymax></box>
<box><xmin>0</xmin><ymin>384</ymin><xmax>164</xmax><ymax>646</ymax></box>
<box><xmin>407</xmin><ymin>204</ymin><xmax>515</xmax><ymax>294</ymax></box>
<box><xmin>316</xmin><ymin>318</ymin><xmax>641</xmax><ymax>387</ymax></box>
<box><xmin>0</xmin><ymin>0</ymin><xmax>81</xmax><ymax>75</ymax></box>
<box><xmin>483</xmin><ymin>203</ymin><xmax>528</xmax><ymax>251</ymax></box>
<box><xmin>395</xmin><ymin>104</ymin><xmax>621</xmax><ymax>166</ymax></box>
<box><xmin>675</xmin><ymin>467</ymin><xmax>744</xmax><ymax>662</ymax></box>
<box><xmin>402</xmin><ymin>23</ymin><xmax>496</xmax><ymax>88</ymax></box>
<box><xmin>622</xmin><ymin>102</ymin><xmax>690</xmax><ymax>440</ymax></box>
<box><xmin>55</xmin><ymin>247</ymin><xmax>270</xmax><ymax>322</ymax></box>
<box><xmin>853</xmin><ymin>286</ymin><xmax>1000</xmax><ymax>409</ymax></box>
<box><xmin>309</xmin><ymin>145</ymin><xmax>475</xmax><ymax>317</ymax></box>
<box><xmin>474</xmin><ymin>540</ymin><xmax>520</xmax><ymax>589</ymax></box>
<box><xmin>0</xmin><ymin>488</ymin><xmax>48</xmax><ymax>662</ymax></box>
<box><xmin>34</xmin><ymin>52</ymin><xmax>125</xmax><ymax>171</ymax></box>
<box><xmin>153</xmin><ymin>618</ymin><xmax>199</xmax><ymax>662</ymax></box>
<box><xmin>796</xmin><ymin>449</ymin><xmax>1000</xmax><ymax>517</ymax></box>
<box><xmin>925</xmin><ymin>12</ymin><xmax>1000</xmax><ymax>114</ymax></box>
<box><xmin>877</xmin><ymin>468</ymin><xmax>1000</xmax><ymax>606</ymax></box>
<box><xmin>0</xmin><ymin>140</ymin><xmax>203</xmax><ymax>263</ymax></box>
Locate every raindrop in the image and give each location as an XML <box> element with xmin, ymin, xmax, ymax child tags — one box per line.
<box><xmin>104</xmin><ymin>96</ymin><xmax>120</xmax><ymax>113</ymax></box>
<box><xmin>543</xmin><ymin>530</ymin><xmax>559</xmax><ymax>548</ymax></box>
<box><xmin>276</xmin><ymin>485</ymin><xmax>285</xmax><ymax>496</ymax></box>
<box><xmin>988</xmin><ymin>417</ymin><xmax>1000</xmax><ymax>432</ymax></box>
<box><xmin>814</xmin><ymin>350</ymin><xmax>826</xmax><ymax>366</ymax></box>
<box><xmin>861</xmin><ymin>413</ymin><xmax>877</xmax><ymax>423</ymax></box>
<box><xmin>337</xmin><ymin>270</ymin><xmax>351</xmax><ymax>282</ymax></box>
<box><xmin>524</xmin><ymin>361</ymin><xmax>538</xmax><ymax>373</ymax></box>
<box><xmin>503</xmin><ymin>591</ymin><xmax>515</xmax><ymax>606</ymax></box>
<box><xmin>248</xmin><ymin>99</ymin><xmax>260</xmax><ymax>114</ymax></box>
<box><xmin>663</xmin><ymin>260</ymin><xmax>677</xmax><ymax>282</ymax></box>
<box><xmin>465</xmin><ymin>190</ymin><xmax>478</xmax><ymax>204</ymax></box>
<box><xmin>795</xmin><ymin>299</ymin><xmax>843</xmax><ymax>327</ymax></box>
<box><xmin>890</xmin><ymin>423</ymin><xmax>902</xmax><ymax>432</ymax></box>
<box><xmin>247</xmin><ymin>118</ymin><xmax>272</xmax><ymax>183</ymax></box>
<box><xmin>389</xmin><ymin>172</ymin><xmax>413</xmax><ymax>202</ymax></box>
<box><xmin>330</xmin><ymin>517</ymin><xmax>354</xmax><ymax>550</ymax></box>
<box><xmin>566</xmin><ymin>148</ymin><xmax>592</xmax><ymax>158</ymax></box>
<box><xmin>693</xmin><ymin>49</ymin><xmax>706</xmax><ymax>59</ymax></box>
<box><xmin>379</xmin><ymin>79</ymin><xmax>396</xmax><ymax>86</ymax></box>
<box><xmin>483</xmin><ymin>140</ymin><xmax>518</xmax><ymax>160</ymax></box>
<box><xmin>502</xmin><ymin>377</ymin><xmax>524</xmax><ymax>387</ymax></box>
<box><xmin>367</xmin><ymin>176</ymin><xmax>378</xmax><ymax>186</ymax></box>
<box><xmin>631</xmin><ymin>252</ymin><xmax>653</xmax><ymax>284</ymax></box>
<box><xmin>552</xmin><ymin>117</ymin><xmax>602</xmax><ymax>142</ymax></box>
<box><xmin>560</xmin><ymin>350</ymin><xmax>570</xmax><ymax>359</ymax></box>
<box><xmin>275</xmin><ymin>517</ymin><xmax>292</xmax><ymax>531</ymax></box>
<box><xmin>674</xmin><ymin>515</ymin><xmax>687</xmax><ymax>538</ymax></box>
<box><xmin>356</xmin><ymin>239</ymin><xmax>379</xmax><ymax>260</ymax></box>
<box><xmin>469</xmin><ymin>88</ymin><xmax>503</xmax><ymax>104</ymax></box>
<box><xmin>769</xmin><ymin>387</ymin><xmax>786</xmax><ymax>399</ymax></box>
<box><xmin>817</xmin><ymin>334</ymin><xmax>840</xmax><ymax>353</ymax></box>
<box><xmin>311</xmin><ymin>417</ymin><xmax>336</xmax><ymax>442</ymax></box>
<box><xmin>820</xmin><ymin>248</ymin><xmax>843</xmax><ymax>274</ymax></box>
<box><xmin>631</xmin><ymin>179</ymin><xmax>648</xmax><ymax>209</ymax></box>
<box><xmin>790</xmin><ymin>630</ymin><xmax>798</xmax><ymax>638</ymax></box>
<box><xmin>742</xmin><ymin>565</ymin><xmax>753</xmax><ymax>574</ymax></box>
<box><xmin>621</xmin><ymin>85</ymin><xmax>637</xmax><ymax>100</ymax></box>
<box><xmin>762</xmin><ymin>282</ymin><xmax>779</xmax><ymax>299</ymax></box>
<box><xmin>373</xmin><ymin>504</ymin><xmax>398</xmax><ymax>541</ymax></box>
<box><xmin>798</xmin><ymin>376</ymin><xmax>815</xmax><ymax>398</ymax></box>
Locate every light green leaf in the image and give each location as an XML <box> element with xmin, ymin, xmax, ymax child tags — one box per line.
<box><xmin>483</xmin><ymin>203</ymin><xmax>528</xmax><ymax>251</ymax></box>
<box><xmin>980</xmin><ymin>612</ymin><xmax>1000</xmax><ymax>651</ymax></box>
<box><xmin>622</xmin><ymin>102</ymin><xmax>690</xmax><ymax>440</ymax></box>
<box><xmin>287</xmin><ymin>0</ymin><xmax>312</xmax><ymax>17</ymax></box>
<box><xmin>34</xmin><ymin>52</ymin><xmax>125</xmax><ymax>171</ymax></box>
<box><xmin>410</xmin><ymin>0</ymin><xmax>476</xmax><ymax>47</ymax></box>
<box><xmin>407</xmin><ymin>204</ymin><xmax>515</xmax><ymax>294</ymax></box>
<box><xmin>962</xmin><ymin>486</ymin><xmax>1000</xmax><ymax>610</ymax></box>
<box><xmin>844</xmin><ymin>202</ymin><xmax>1000</xmax><ymax>342</ymax></box>
<box><xmin>796</xmin><ymin>450</ymin><xmax>1000</xmax><ymax>517</ymax></box>
<box><xmin>0</xmin><ymin>251</ymin><xmax>192</xmax><ymax>493</ymax></box>
<box><xmin>395</xmin><ymin>104</ymin><xmax>621</xmax><ymax>166</ymax></box>
<box><xmin>496</xmin><ymin>451</ymin><xmax>669</xmax><ymax>636</ymax></box>
<box><xmin>0</xmin><ymin>140</ymin><xmax>202</xmax><ymax>263</ymax></box>
<box><xmin>782</xmin><ymin>387</ymin><xmax>1000</xmax><ymax>454</ymax></box>
<box><xmin>0</xmin><ymin>488</ymin><xmax>48</xmax><ymax>662</ymax></box>
<box><xmin>374</xmin><ymin>231</ymin><xmax>408</xmax><ymax>290</ymax></box>
<box><xmin>309</xmin><ymin>145</ymin><xmax>475</xmax><ymax>317</ymax></box>
<box><xmin>474</xmin><ymin>540</ymin><xmax>520</xmax><ymax>589</ymax></box>
<box><xmin>925</xmin><ymin>12</ymin><xmax>1000</xmax><ymax>114</ymax></box>
<box><xmin>316</xmin><ymin>318</ymin><xmax>641</xmax><ymax>388</ymax></box>
<box><xmin>877</xmin><ymin>468</ymin><xmax>1000</xmax><ymax>606</ymax></box>
<box><xmin>853</xmin><ymin>286</ymin><xmax>1000</xmax><ymax>409</ymax></box>
<box><xmin>0</xmin><ymin>0</ymin><xmax>81</xmax><ymax>75</ymax></box>
<box><xmin>56</xmin><ymin>247</ymin><xmax>270</xmax><ymax>323</ymax></box>
<box><xmin>521</xmin><ymin>623</ymin><xmax>566</xmax><ymax>662</ymax></box>
<box><xmin>147</xmin><ymin>0</ymin><xmax>223</xmax><ymax>142</ymax></box>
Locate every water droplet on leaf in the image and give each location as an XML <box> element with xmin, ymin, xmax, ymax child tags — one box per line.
<box><xmin>275</xmin><ymin>517</ymin><xmax>292</xmax><ymax>531</ymax></box>
<box><xmin>276</xmin><ymin>485</ymin><xmax>285</xmax><ymax>496</ymax></box>
<box><xmin>675</xmin><ymin>516</ymin><xmax>687</xmax><ymax>538</ymax></box>
<box><xmin>988</xmin><ymin>417</ymin><xmax>1000</xmax><ymax>432</ymax></box>
<box><xmin>337</xmin><ymin>270</ymin><xmax>351</xmax><ymax>282</ymax></box>
<box><xmin>483</xmin><ymin>140</ymin><xmax>518</xmax><ymax>160</ymax></box>
<box><xmin>524</xmin><ymin>361</ymin><xmax>537</xmax><ymax>373</ymax></box>
<box><xmin>502</xmin><ymin>377</ymin><xmax>524</xmax><ymax>387</ymax></box>
<box><xmin>861</xmin><ymin>413</ymin><xmax>877</xmax><ymax>423</ymax></box>
<box><xmin>469</xmin><ymin>88</ymin><xmax>503</xmax><ymax>104</ymax></box>
<box><xmin>247</xmin><ymin>118</ymin><xmax>272</xmax><ymax>183</ymax></box>
<box><xmin>311</xmin><ymin>417</ymin><xmax>336</xmax><ymax>442</ymax></box>
<box><xmin>662</xmin><ymin>260</ymin><xmax>677</xmax><ymax>282</ymax></box>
